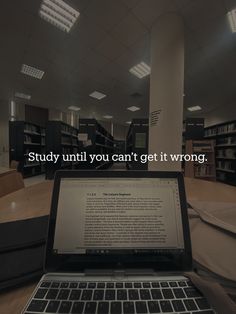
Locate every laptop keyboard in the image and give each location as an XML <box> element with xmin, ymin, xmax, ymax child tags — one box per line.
<box><xmin>24</xmin><ymin>279</ymin><xmax>215</xmax><ymax>314</ymax></box>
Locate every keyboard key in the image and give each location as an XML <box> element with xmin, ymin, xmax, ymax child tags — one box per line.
<box><xmin>93</xmin><ymin>289</ymin><xmax>104</xmax><ymax>300</ymax></box>
<box><xmin>151</xmin><ymin>289</ymin><xmax>162</xmax><ymax>300</ymax></box>
<box><xmin>184</xmin><ymin>287</ymin><xmax>202</xmax><ymax>298</ymax></box>
<box><xmin>116</xmin><ymin>282</ymin><xmax>123</xmax><ymax>288</ymax></box>
<box><xmin>27</xmin><ymin>299</ymin><xmax>48</xmax><ymax>312</ymax></box>
<box><xmin>79</xmin><ymin>282</ymin><xmax>87</xmax><ymax>288</ymax></box>
<box><xmin>125</xmin><ymin>282</ymin><xmax>133</xmax><ymax>288</ymax></box>
<box><xmin>57</xmin><ymin>289</ymin><xmax>70</xmax><ymax>300</ymax></box>
<box><xmin>58</xmin><ymin>301</ymin><xmax>72</xmax><ymax>313</ymax></box>
<box><xmin>81</xmin><ymin>289</ymin><xmax>93</xmax><ymax>300</ymax></box>
<box><xmin>105</xmin><ymin>289</ymin><xmax>115</xmax><ymax>300</ymax></box>
<box><xmin>123</xmin><ymin>301</ymin><xmax>135</xmax><ymax>314</ymax></box>
<box><xmin>136</xmin><ymin>301</ymin><xmax>148</xmax><ymax>313</ymax></box>
<box><xmin>184</xmin><ymin>299</ymin><xmax>198</xmax><ymax>311</ymax></box>
<box><xmin>107</xmin><ymin>282</ymin><xmax>114</xmax><ymax>288</ymax></box>
<box><xmin>69</xmin><ymin>289</ymin><xmax>81</xmax><ymax>300</ymax></box>
<box><xmin>148</xmin><ymin>301</ymin><xmax>161</xmax><ymax>313</ymax></box>
<box><xmin>152</xmin><ymin>282</ymin><xmax>160</xmax><ymax>288</ymax></box>
<box><xmin>111</xmin><ymin>302</ymin><xmax>122</xmax><ymax>314</ymax></box>
<box><xmin>160</xmin><ymin>300</ymin><xmax>173</xmax><ymax>312</ymax></box>
<box><xmin>46</xmin><ymin>289</ymin><xmax>59</xmax><ymax>300</ymax></box>
<box><xmin>117</xmin><ymin>289</ymin><xmax>128</xmax><ymax>300</ymax></box>
<box><xmin>169</xmin><ymin>282</ymin><xmax>178</xmax><ymax>287</ymax></box>
<box><xmin>97</xmin><ymin>301</ymin><xmax>109</xmax><ymax>314</ymax></box>
<box><xmin>40</xmin><ymin>282</ymin><xmax>51</xmax><ymax>288</ymax></box>
<box><xmin>51</xmin><ymin>282</ymin><xmax>60</xmax><ymax>288</ymax></box>
<box><xmin>160</xmin><ymin>282</ymin><xmax>169</xmax><ymax>288</ymax></box>
<box><xmin>140</xmin><ymin>289</ymin><xmax>151</xmax><ymax>300</ymax></box>
<box><xmin>162</xmin><ymin>289</ymin><xmax>174</xmax><ymax>299</ymax></box>
<box><xmin>34</xmin><ymin>288</ymin><xmax>48</xmax><ymax>299</ymax></box>
<box><xmin>88</xmin><ymin>283</ymin><xmax>96</xmax><ymax>289</ymax></box>
<box><xmin>71</xmin><ymin>302</ymin><xmax>84</xmax><ymax>314</ymax></box>
<box><xmin>172</xmin><ymin>300</ymin><xmax>185</xmax><ymax>312</ymax></box>
<box><xmin>128</xmin><ymin>289</ymin><xmax>139</xmax><ymax>300</ymax></box>
<box><xmin>70</xmin><ymin>282</ymin><xmax>78</xmax><ymax>288</ymax></box>
<box><xmin>143</xmin><ymin>282</ymin><xmax>151</xmax><ymax>288</ymax></box>
<box><xmin>178</xmin><ymin>281</ymin><xmax>187</xmax><ymax>287</ymax></box>
<box><xmin>195</xmin><ymin>298</ymin><xmax>211</xmax><ymax>310</ymax></box>
<box><xmin>84</xmin><ymin>301</ymin><xmax>97</xmax><ymax>314</ymax></box>
<box><xmin>45</xmin><ymin>300</ymin><xmax>60</xmax><ymax>313</ymax></box>
<box><xmin>134</xmin><ymin>282</ymin><xmax>142</xmax><ymax>288</ymax></box>
<box><xmin>61</xmin><ymin>282</ymin><xmax>69</xmax><ymax>288</ymax></box>
<box><xmin>187</xmin><ymin>280</ymin><xmax>194</xmax><ymax>287</ymax></box>
<box><xmin>97</xmin><ymin>282</ymin><xmax>105</xmax><ymax>288</ymax></box>
<box><xmin>173</xmin><ymin>288</ymin><xmax>185</xmax><ymax>298</ymax></box>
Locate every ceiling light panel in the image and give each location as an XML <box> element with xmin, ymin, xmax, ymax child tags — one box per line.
<box><xmin>15</xmin><ymin>92</ymin><xmax>31</xmax><ymax>100</ymax></box>
<box><xmin>68</xmin><ymin>106</ymin><xmax>80</xmax><ymax>111</ymax></box>
<box><xmin>227</xmin><ymin>9</ymin><xmax>236</xmax><ymax>33</ymax></box>
<box><xmin>187</xmin><ymin>105</ymin><xmax>202</xmax><ymax>112</ymax></box>
<box><xmin>89</xmin><ymin>91</ymin><xmax>107</xmax><ymax>100</ymax></box>
<box><xmin>103</xmin><ymin>115</ymin><xmax>113</xmax><ymax>119</ymax></box>
<box><xmin>127</xmin><ymin>106</ymin><xmax>140</xmax><ymax>112</ymax></box>
<box><xmin>39</xmin><ymin>0</ymin><xmax>80</xmax><ymax>33</ymax></box>
<box><xmin>129</xmin><ymin>62</ymin><xmax>151</xmax><ymax>79</ymax></box>
<box><xmin>21</xmin><ymin>64</ymin><xmax>45</xmax><ymax>79</ymax></box>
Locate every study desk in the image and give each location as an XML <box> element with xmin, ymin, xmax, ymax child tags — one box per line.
<box><xmin>0</xmin><ymin>167</ymin><xmax>16</xmax><ymax>177</ymax></box>
<box><xmin>0</xmin><ymin>177</ymin><xmax>236</xmax><ymax>313</ymax></box>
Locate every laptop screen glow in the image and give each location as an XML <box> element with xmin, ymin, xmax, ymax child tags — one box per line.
<box><xmin>53</xmin><ymin>178</ymin><xmax>185</xmax><ymax>255</ymax></box>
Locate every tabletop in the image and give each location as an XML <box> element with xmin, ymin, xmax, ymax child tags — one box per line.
<box><xmin>0</xmin><ymin>167</ymin><xmax>16</xmax><ymax>177</ymax></box>
<box><xmin>0</xmin><ymin>177</ymin><xmax>236</xmax><ymax>313</ymax></box>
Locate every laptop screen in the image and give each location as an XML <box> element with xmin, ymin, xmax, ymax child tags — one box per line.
<box><xmin>53</xmin><ymin>177</ymin><xmax>185</xmax><ymax>256</ymax></box>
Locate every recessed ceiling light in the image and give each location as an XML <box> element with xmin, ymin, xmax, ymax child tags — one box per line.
<box><xmin>129</xmin><ymin>62</ymin><xmax>151</xmax><ymax>79</ymax></box>
<box><xmin>103</xmin><ymin>115</ymin><xmax>113</xmax><ymax>119</ymax></box>
<box><xmin>68</xmin><ymin>106</ymin><xmax>80</xmax><ymax>111</ymax></box>
<box><xmin>126</xmin><ymin>121</ymin><xmax>132</xmax><ymax>124</ymax></box>
<box><xmin>187</xmin><ymin>105</ymin><xmax>202</xmax><ymax>112</ymax></box>
<box><xmin>21</xmin><ymin>64</ymin><xmax>44</xmax><ymax>79</ymax></box>
<box><xmin>89</xmin><ymin>91</ymin><xmax>106</xmax><ymax>100</ymax></box>
<box><xmin>39</xmin><ymin>0</ymin><xmax>80</xmax><ymax>33</ymax></box>
<box><xmin>127</xmin><ymin>106</ymin><xmax>140</xmax><ymax>112</ymax></box>
<box><xmin>15</xmin><ymin>92</ymin><xmax>31</xmax><ymax>100</ymax></box>
<box><xmin>227</xmin><ymin>9</ymin><xmax>236</xmax><ymax>33</ymax></box>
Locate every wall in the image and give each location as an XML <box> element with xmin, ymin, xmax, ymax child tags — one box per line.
<box><xmin>205</xmin><ymin>103</ymin><xmax>236</xmax><ymax>127</ymax></box>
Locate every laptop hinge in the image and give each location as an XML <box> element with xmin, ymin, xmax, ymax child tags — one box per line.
<box><xmin>84</xmin><ymin>268</ymin><xmax>157</xmax><ymax>277</ymax></box>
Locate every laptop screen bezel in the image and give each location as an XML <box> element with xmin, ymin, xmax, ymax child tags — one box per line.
<box><xmin>45</xmin><ymin>170</ymin><xmax>192</xmax><ymax>272</ymax></box>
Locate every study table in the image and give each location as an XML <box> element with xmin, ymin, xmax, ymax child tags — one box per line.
<box><xmin>0</xmin><ymin>177</ymin><xmax>236</xmax><ymax>313</ymax></box>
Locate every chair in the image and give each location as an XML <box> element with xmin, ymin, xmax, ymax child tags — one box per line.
<box><xmin>0</xmin><ymin>171</ymin><xmax>25</xmax><ymax>198</ymax></box>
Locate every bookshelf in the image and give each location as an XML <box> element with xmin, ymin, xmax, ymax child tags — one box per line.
<box><xmin>9</xmin><ymin>121</ymin><xmax>46</xmax><ymax>178</ymax></box>
<box><xmin>205</xmin><ymin>120</ymin><xmax>236</xmax><ymax>185</ymax></box>
<box><xmin>45</xmin><ymin>121</ymin><xmax>80</xmax><ymax>179</ymax></box>
<box><xmin>78</xmin><ymin>119</ymin><xmax>114</xmax><ymax>170</ymax></box>
<box><xmin>185</xmin><ymin>140</ymin><xmax>216</xmax><ymax>181</ymax></box>
<box><xmin>126</xmin><ymin>119</ymin><xmax>149</xmax><ymax>170</ymax></box>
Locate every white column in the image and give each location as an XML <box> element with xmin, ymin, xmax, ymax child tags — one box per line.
<box><xmin>148</xmin><ymin>14</ymin><xmax>184</xmax><ymax>171</ymax></box>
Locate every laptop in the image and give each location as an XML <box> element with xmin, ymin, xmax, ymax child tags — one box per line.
<box><xmin>22</xmin><ymin>170</ymin><xmax>215</xmax><ymax>314</ymax></box>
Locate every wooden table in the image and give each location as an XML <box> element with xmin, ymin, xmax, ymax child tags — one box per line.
<box><xmin>0</xmin><ymin>177</ymin><xmax>236</xmax><ymax>313</ymax></box>
<box><xmin>0</xmin><ymin>167</ymin><xmax>16</xmax><ymax>177</ymax></box>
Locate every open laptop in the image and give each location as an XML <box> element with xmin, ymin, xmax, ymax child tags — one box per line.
<box><xmin>22</xmin><ymin>170</ymin><xmax>215</xmax><ymax>314</ymax></box>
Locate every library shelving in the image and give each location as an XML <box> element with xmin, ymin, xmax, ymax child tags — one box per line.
<box><xmin>126</xmin><ymin>119</ymin><xmax>149</xmax><ymax>170</ymax></box>
<box><xmin>9</xmin><ymin>121</ymin><xmax>46</xmax><ymax>177</ymax></box>
<box><xmin>185</xmin><ymin>140</ymin><xmax>216</xmax><ymax>181</ymax></box>
<box><xmin>78</xmin><ymin>119</ymin><xmax>114</xmax><ymax>170</ymax></box>
<box><xmin>205</xmin><ymin>120</ymin><xmax>236</xmax><ymax>185</ymax></box>
<box><xmin>45</xmin><ymin>121</ymin><xmax>80</xmax><ymax>179</ymax></box>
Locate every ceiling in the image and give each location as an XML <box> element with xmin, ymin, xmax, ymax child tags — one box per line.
<box><xmin>0</xmin><ymin>0</ymin><xmax>236</xmax><ymax>124</ymax></box>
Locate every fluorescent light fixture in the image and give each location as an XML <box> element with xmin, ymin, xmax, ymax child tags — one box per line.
<box><xmin>68</xmin><ymin>106</ymin><xmax>80</xmax><ymax>111</ymax></box>
<box><xmin>127</xmin><ymin>106</ymin><xmax>140</xmax><ymax>112</ymax></box>
<box><xmin>227</xmin><ymin>9</ymin><xmax>236</xmax><ymax>33</ymax></box>
<box><xmin>89</xmin><ymin>91</ymin><xmax>106</xmax><ymax>100</ymax></box>
<box><xmin>21</xmin><ymin>64</ymin><xmax>44</xmax><ymax>79</ymax></box>
<box><xmin>39</xmin><ymin>0</ymin><xmax>80</xmax><ymax>33</ymax></box>
<box><xmin>103</xmin><ymin>115</ymin><xmax>113</xmax><ymax>119</ymax></box>
<box><xmin>15</xmin><ymin>92</ymin><xmax>31</xmax><ymax>100</ymax></box>
<box><xmin>126</xmin><ymin>121</ymin><xmax>131</xmax><ymax>124</ymax></box>
<box><xmin>129</xmin><ymin>62</ymin><xmax>151</xmax><ymax>79</ymax></box>
<box><xmin>187</xmin><ymin>105</ymin><xmax>202</xmax><ymax>112</ymax></box>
